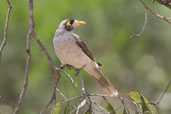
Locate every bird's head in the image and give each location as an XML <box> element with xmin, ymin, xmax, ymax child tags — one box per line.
<box><xmin>58</xmin><ymin>19</ymin><xmax>86</xmax><ymax>32</ymax></box>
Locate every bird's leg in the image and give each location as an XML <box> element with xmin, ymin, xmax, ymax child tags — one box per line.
<box><xmin>74</xmin><ymin>65</ymin><xmax>86</xmax><ymax>76</ymax></box>
<box><xmin>59</xmin><ymin>64</ymin><xmax>75</xmax><ymax>70</ymax></box>
<box><xmin>75</xmin><ymin>65</ymin><xmax>88</xmax><ymax>97</ymax></box>
<box><xmin>66</xmin><ymin>64</ymin><xmax>75</xmax><ymax>70</ymax></box>
<box><xmin>79</xmin><ymin>74</ymin><xmax>88</xmax><ymax>98</ymax></box>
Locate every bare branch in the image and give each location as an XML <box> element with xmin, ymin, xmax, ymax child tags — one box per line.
<box><xmin>40</xmin><ymin>75</ymin><xmax>61</xmax><ymax>114</ymax></box>
<box><xmin>56</xmin><ymin>88</ymin><xmax>67</xmax><ymax>99</ymax></box>
<box><xmin>32</xmin><ymin>33</ymin><xmax>55</xmax><ymax>70</ymax></box>
<box><xmin>13</xmin><ymin>0</ymin><xmax>61</xmax><ymax>113</ymax></box>
<box><xmin>0</xmin><ymin>0</ymin><xmax>13</xmax><ymax>63</ymax></box>
<box><xmin>130</xmin><ymin>12</ymin><xmax>147</xmax><ymax>38</ymax></box>
<box><xmin>13</xmin><ymin>31</ymin><xmax>32</xmax><ymax>114</ymax></box>
<box><xmin>155</xmin><ymin>0</ymin><xmax>171</xmax><ymax>9</ymax></box>
<box><xmin>13</xmin><ymin>0</ymin><xmax>34</xmax><ymax>113</ymax></box>
<box><xmin>91</xmin><ymin>99</ymin><xmax>109</xmax><ymax>114</ymax></box>
<box><xmin>76</xmin><ymin>99</ymin><xmax>87</xmax><ymax>114</ymax></box>
<box><xmin>156</xmin><ymin>81</ymin><xmax>171</xmax><ymax>105</ymax></box>
<box><xmin>139</xmin><ymin>0</ymin><xmax>171</xmax><ymax>24</ymax></box>
<box><xmin>120</xmin><ymin>96</ymin><xmax>130</xmax><ymax>114</ymax></box>
<box><xmin>62</xmin><ymin>70</ymin><xmax>77</xmax><ymax>87</ymax></box>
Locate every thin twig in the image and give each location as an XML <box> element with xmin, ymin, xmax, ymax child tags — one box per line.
<box><xmin>40</xmin><ymin>74</ymin><xmax>61</xmax><ymax>114</ymax></box>
<box><xmin>0</xmin><ymin>0</ymin><xmax>13</xmax><ymax>64</ymax></box>
<box><xmin>79</xmin><ymin>75</ymin><xmax>87</xmax><ymax>96</ymax></box>
<box><xmin>13</xmin><ymin>0</ymin><xmax>62</xmax><ymax>113</ymax></box>
<box><xmin>62</xmin><ymin>70</ymin><xmax>80</xmax><ymax>94</ymax></box>
<box><xmin>139</xmin><ymin>0</ymin><xmax>171</xmax><ymax>24</ymax></box>
<box><xmin>76</xmin><ymin>99</ymin><xmax>87</xmax><ymax>114</ymax></box>
<box><xmin>13</xmin><ymin>0</ymin><xmax>34</xmax><ymax>113</ymax></box>
<box><xmin>155</xmin><ymin>81</ymin><xmax>171</xmax><ymax>105</ymax></box>
<box><xmin>120</xmin><ymin>96</ymin><xmax>130</xmax><ymax>114</ymax></box>
<box><xmin>13</xmin><ymin>31</ymin><xmax>32</xmax><ymax>114</ymax></box>
<box><xmin>130</xmin><ymin>12</ymin><xmax>147</xmax><ymax>38</ymax></box>
<box><xmin>32</xmin><ymin>33</ymin><xmax>55</xmax><ymax>70</ymax></box>
<box><xmin>62</xmin><ymin>70</ymin><xmax>77</xmax><ymax>87</ymax></box>
<box><xmin>90</xmin><ymin>99</ymin><xmax>109</xmax><ymax>114</ymax></box>
<box><xmin>56</xmin><ymin>88</ymin><xmax>67</xmax><ymax>99</ymax></box>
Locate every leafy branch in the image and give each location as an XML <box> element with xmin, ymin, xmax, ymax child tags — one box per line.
<box><xmin>52</xmin><ymin>75</ymin><xmax>171</xmax><ymax>114</ymax></box>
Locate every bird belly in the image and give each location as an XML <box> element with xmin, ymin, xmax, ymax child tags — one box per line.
<box><xmin>54</xmin><ymin>42</ymin><xmax>91</xmax><ymax>69</ymax></box>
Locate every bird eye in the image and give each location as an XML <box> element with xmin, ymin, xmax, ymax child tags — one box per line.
<box><xmin>65</xmin><ymin>19</ymin><xmax>75</xmax><ymax>26</ymax></box>
<box><xmin>69</xmin><ymin>19</ymin><xmax>74</xmax><ymax>24</ymax></box>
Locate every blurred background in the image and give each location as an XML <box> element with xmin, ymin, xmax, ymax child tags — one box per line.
<box><xmin>0</xmin><ymin>0</ymin><xmax>171</xmax><ymax>113</ymax></box>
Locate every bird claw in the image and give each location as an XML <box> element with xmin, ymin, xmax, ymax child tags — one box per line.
<box><xmin>74</xmin><ymin>69</ymin><xmax>81</xmax><ymax>76</ymax></box>
<box><xmin>66</xmin><ymin>64</ymin><xmax>74</xmax><ymax>70</ymax></box>
<box><xmin>74</xmin><ymin>65</ymin><xmax>86</xmax><ymax>76</ymax></box>
<box><xmin>59</xmin><ymin>64</ymin><xmax>74</xmax><ymax>70</ymax></box>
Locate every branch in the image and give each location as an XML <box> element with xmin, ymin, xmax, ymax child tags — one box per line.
<box><xmin>156</xmin><ymin>81</ymin><xmax>171</xmax><ymax>105</ymax></box>
<box><xmin>0</xmin><ymin>0</ymin><xmax>13</xmax><ymax>64</ymax></box>
<box><xmin>155</xmin><ymin>0</ymin><xmax>171</xmax><ymax>9</ymax></box>
<box><xmin>13</xmin><ymin>0</ymin><xmax>33</xmax><ymax>113</ymax></box>
<box><xmin>40</xmin><ymin>75</ymin><xmax>61</xmax><ymax>114</ymax></box>
<box><xmin>13</xmin><ymin>0</ymin><xmax>61</xmax><ymax>113</ymax></box>
<box><xmin>139</xmin><ymin>0</ymin><xmax>171</xmax><ymax>24</ymax></box>
<box><xmin>130</xmin><ymin>12</ymin><xmax>147</xmax><ymax>38</ymax></box>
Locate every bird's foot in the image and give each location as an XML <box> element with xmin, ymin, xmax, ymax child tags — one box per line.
<box><xmin>59</xmin><ymin>64</ymin><xmax>74</xmax><ymax>70</ymax></box>
<box><xmin>74</xmin><ymin>65</ymin><xmax>86</xmax><ymax>76</ymax></box>
<box><xmin>66</xmin><ymin>64</ymin><xmax>75</xmax><ymax>70</ymax></box>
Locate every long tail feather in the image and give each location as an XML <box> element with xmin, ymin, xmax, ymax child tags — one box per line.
<box><xmin>85</xmin><ymin>64</ymin><xmax>118</xmax><ymax>97</ymax></box>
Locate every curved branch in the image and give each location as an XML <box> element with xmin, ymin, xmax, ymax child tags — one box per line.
<box><xmin>139</xmin><ymin>0</ymin><xmax>171</xmax><ymax>24</ymax></box>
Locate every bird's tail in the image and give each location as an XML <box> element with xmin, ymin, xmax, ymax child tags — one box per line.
<box><xmin>85</xmin><ymin>63</ymin><xmax>118</xmax><ymax>97</ymax></box>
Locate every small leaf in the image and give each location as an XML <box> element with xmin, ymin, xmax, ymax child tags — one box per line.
<box><xmin>53</xmin><ymin>103</ymin><xmax>62</xmax><ymax>114</ymax></box>
<box><xmin>140</xmin><ymin>94</ymin><xmax>150</xmax><ymax>113</ymax></box>
<box><xmin>129</xmin><ymin>91</ymin><xmax>154</xmax><ymax>114</ymax></box>
<box><xmin>64</xmin><ymin>102</ymin><xmax>70</xmax><ymax>114</ymax></box>
<box><xmin>85</xmin><ymin>107</ymin><xmax>92</xmax><ymax>114</ymax></box>
<box><xmin>105</xmin><ymin>100</ymin><xmax>116</xmax><ymax>114</ymax></box>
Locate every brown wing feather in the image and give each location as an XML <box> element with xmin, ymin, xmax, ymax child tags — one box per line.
<box><xmin>75</xmin><ymin>37</ymin><xmax>103</xmax><ymax>67</ymax></box>
<box><xmin>76</xmin><ymin>40</ymin><xmax>95</xmax><ymax>61</ymax></box>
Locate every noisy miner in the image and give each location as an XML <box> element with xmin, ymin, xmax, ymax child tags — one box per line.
<box><xmin>53</xmin><ymin>19</ymin><xmax>118</xmax><ymax>97</ymax></box>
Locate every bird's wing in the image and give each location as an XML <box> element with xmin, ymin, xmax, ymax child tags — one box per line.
<box><xmin>73</xmin><ymin>34</ymin><xmax>102</xmax><ymax>67</ymax></box>
<box><xmin>76</xmin><ymin>39</ymin><xmax>95</xmax><ymax>61</ymax></box>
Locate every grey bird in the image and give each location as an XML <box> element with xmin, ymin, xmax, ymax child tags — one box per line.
<box><xmin>53</xmin><ymin>19</ymin><xmax>118</xmax><ymax>97</ymax></box>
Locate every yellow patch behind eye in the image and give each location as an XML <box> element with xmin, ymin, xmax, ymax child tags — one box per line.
<box><xmin>66</xmin><ymin>21</ymin><xmax>71</xmax><ymax>26</ymax></box>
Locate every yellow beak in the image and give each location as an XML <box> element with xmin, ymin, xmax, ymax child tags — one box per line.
<box><xmin>74</xmin><ymin>21</ymin><xmax>86</xmax><ymax>27</ymax></box>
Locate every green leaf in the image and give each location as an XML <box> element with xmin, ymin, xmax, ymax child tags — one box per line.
<box><xmin>105</xmin><ymin>100</ymin><xmax>116</xmax><ymax>114</ymax></box>
<box><xmin>140</xmin><ymin>94</ymin><xmax>150</xmax><ymax>114</ymax></box>
<box><xmin>85</xmin><ymin>107</ymin><xmax>92</xmax><ymax>114</ymax></box>
<box><xmin>53</xmin><ymin>103</ymin><xmax>62</xmax><ymax>114</ymax></box>
<box><xmin>129</xmin><ymin>91</ymin><xmax>154</xmax><ymax>114</ymax></box>
<box><xmin>64</xmin><ymin>102</ymin><xmax>70</xmax><ymax>114</ymax></box>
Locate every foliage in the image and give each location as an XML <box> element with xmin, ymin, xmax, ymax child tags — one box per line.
<box><xmin>129</xmin><ymin>91</ymin><xmax>154</xmax><ymax>114</ymax></box>
<box><xmin>105</xmin><ymin>100</ymin><xmax>116</xmax><ymax>114</ymax></box>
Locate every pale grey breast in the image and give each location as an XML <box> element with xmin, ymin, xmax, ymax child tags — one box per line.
<box><xmin>53</xmin><ymin>32</ymin><xmax>92</xmax><ymax>68</ymax></box>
